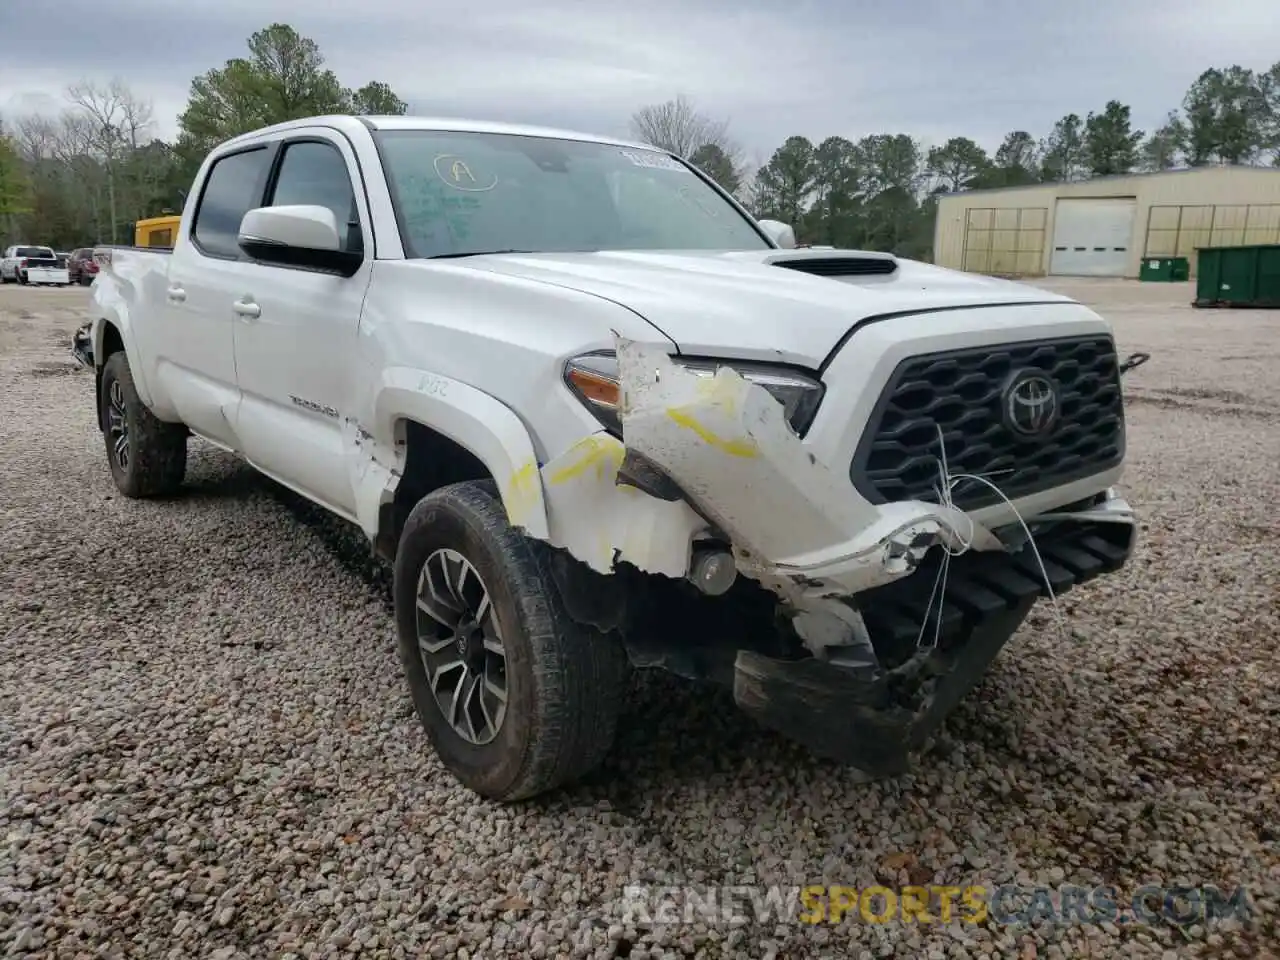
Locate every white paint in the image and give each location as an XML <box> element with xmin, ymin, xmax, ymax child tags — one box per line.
<box><xmin>537</xmin><ymin>432</ymin><xmax>706</xmax><ymax>577</ymax></box>
<box><xmin>89</xmin><ymin>112</ymin><xmax>1132</xmax><ymax>599</ymax></box>
<box><xmin>238</xmin><ymin>205</ymin><xmax>342</xmax><ymax>251</ymax></box>
<box><xmin>1049</xmin><ymin>198</ymin><xmax>1137</xmax><ymax>277</ymax></box>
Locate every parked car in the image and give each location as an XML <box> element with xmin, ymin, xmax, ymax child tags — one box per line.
<box><xmin>67</xmin><ymin>248</ymin><xmax>100</xmax><ymax>286</ymax></box>
<box><xmin>2</xmin><ymin>245</ymin><xmax>70</xmax><ymax>285</ymax></box>
<box><xmin>83</xmin><ymin>115</ymin><xmax>1138</xmax><ymax>801</ymax></box>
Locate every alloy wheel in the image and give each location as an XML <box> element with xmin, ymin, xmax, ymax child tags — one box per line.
<box><xmin>106</xmin><ymin>380</ymin><xmax>129</xmax><ymax>471</ymax></box>
<box><xmin>415</xmin><ymin>548</ymin><xmax>508</xmax><ymax>744</ymax></box>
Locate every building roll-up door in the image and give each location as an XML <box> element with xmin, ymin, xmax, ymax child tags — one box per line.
<box><xmin>1049</xmin><ymin>198</ymin><xmax>1137</xmax><ymax>277</ymax></box>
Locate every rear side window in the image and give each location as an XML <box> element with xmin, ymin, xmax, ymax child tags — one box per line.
<box><xmin>192</xmin><ymin>147</ymin><xmax>271</xmax><ymax>259</ymax></box>
<box><xmin>268</xmin><ymin>141</ymin><xmax>362</xmax><ymax>254</ymax></box>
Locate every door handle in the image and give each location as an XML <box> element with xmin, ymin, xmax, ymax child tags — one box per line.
<box><xmin>233</xmin><ymin>298</ymin><xmax>261</xmax><ymax>320</ymax></box>
<box><xmin>166</xmin><ymin>285</ymin><xmax>186</xmax><ymax>303</ymax></box>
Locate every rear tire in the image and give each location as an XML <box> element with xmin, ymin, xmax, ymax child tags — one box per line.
<box><xmin>394</xmin><ymin>480</ymin><xmax>629</xmax><ymax>801</ymax></box>
<box><xmin>100</xmin><ymin>351</ymin><xmax>187</xmax><ymax>497</ymax></box>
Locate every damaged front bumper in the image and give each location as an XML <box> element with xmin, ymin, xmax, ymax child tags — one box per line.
<box><xmin>538</xmin><ymin>336</ymin><xmax>1138</xmax><ymax>774</ymax></box>
<box><xmin>732</xmin><ymin>503</ymin><xmax>1136</xmax><ymax>773</ymax></box>
<box><xmin>614</xmin><ymin>338</ymin><xmax>987</xmax><ymax>603</ymax></box>
<box><xmin>71</xmin><ymin>322</ymin><xmax>93</xmax><ymax>368</ymax></box>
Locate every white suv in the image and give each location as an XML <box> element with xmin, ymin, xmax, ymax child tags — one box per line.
<box><xmin>83</xmin><ymin>115</ymin><xmax>1137</xmax><ymax>800</ymax></box>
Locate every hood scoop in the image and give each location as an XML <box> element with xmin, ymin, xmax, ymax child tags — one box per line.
<box><xmin>770</xmin><ymin>254</ymin><xmax>897</xmax><ymax>278</ymax></box>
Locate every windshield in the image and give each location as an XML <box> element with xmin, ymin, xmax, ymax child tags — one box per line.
<box><xmin>375</xmin><ymin>130</ymin><xmax>770</xmax><ymax>258</ymax></box>
<box><xmin>16</xmin><ymin>247</ymin><xmax>54</xmax><ymax>259</ymax></box>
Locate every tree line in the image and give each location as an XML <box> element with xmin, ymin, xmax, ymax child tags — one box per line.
<box><xmin>2</xmin><ymin>21</ymin><xmax>1278</xmax><ymax>259</ymax></box>
<box><xmin>633</xmin><ymin>65</ymin><xmax>1280</xmax><ymax>259</ymax></box>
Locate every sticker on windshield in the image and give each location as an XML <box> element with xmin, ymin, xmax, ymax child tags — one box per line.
<box><xmin>433</xmin><ymin>154</ymin><xmax>498</xmax><ymax>192</ymax></box>
<box><xmin>618</xmin><ymin>149</ymin><xmax>689</xmax><ymax>172</ymax></box>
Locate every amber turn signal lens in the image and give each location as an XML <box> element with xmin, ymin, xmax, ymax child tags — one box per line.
<box><xmin>566</xmin><ymin>367</ymin><xmax>620</xmax><ymax>408</ymax></box>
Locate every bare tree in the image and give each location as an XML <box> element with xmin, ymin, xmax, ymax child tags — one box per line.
<box><xmin>66</xmin><ymin>79</ymin><xmax>155</xmax><ymax>243</ymax></box>
<box><xmin>630</xmin><ymin>94</ymin><xmax>741</xmax><ymax>163</ymax></box>
<box><xmin>12</xmin><ymin>114</ymin><xmax>59</xmax><ymax>163</ymax></box>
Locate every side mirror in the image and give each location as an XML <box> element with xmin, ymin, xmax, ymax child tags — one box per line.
<box><xmin>757</xmin><ymin>219</ymin><xmax>797</xmax><ymax>249</ymax></box>
<box><xmin>238</xmin><ymin>205</ymin><xmax>362</xmax><ymax>277</ymax></box>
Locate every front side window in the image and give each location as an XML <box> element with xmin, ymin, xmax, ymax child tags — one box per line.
<box><xmin>192</xmin><ymin>147</ymin><xmax>271</xmax><ymax>259</ymax></box>
<box><xmin>375</xmin><ymin>130</ymin><xmax>768</xmax><ymax>258</ymax></box>
<box><xmin>269</xmin><ymin>140</ymin><xmax>362</xmax><ymax>253</ymax></box>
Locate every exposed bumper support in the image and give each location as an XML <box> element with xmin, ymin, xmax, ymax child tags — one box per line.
<box><xmin>735</xmin><ymin>599</ymin><xmax>1036</xmax><ymax>775</ymax></box>
<box><xmin>732</xmin><ymin>512</ymin><xmax>1137</xmax><ymax>773</ymax></box>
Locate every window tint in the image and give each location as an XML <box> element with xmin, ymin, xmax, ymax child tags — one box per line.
<box><xmin>192</xmin><ymin>147</ymin><xmax>270</xmax><ymax>258</ymax></box>
<box><xmin>269</xmin><ymin>141</ymin><xmax>362</xmax><ymax>253</ymax></box>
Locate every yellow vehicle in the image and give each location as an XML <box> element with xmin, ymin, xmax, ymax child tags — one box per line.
<box><xmin>134</xmin><ymin>215</ymin><xmax>182</xmax><ymax>249</ymax></box>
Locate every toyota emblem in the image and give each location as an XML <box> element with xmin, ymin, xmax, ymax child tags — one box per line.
<box><xmin>1002</xmin><ymin>370</ymin><xmax>1059</xmax><ymax>437</ymax></box>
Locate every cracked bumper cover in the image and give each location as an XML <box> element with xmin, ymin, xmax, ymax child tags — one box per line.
<box><xmin>611</xmin><ymin>339</ymin><xmax>979</xmax><ymax>592</ymax></box>
<box><xmin>536</xmin><ymin>338</ymin><xmax>1140</xmax><ymax>772</ymax></box>
<box><xmin>540</xmin><ymin>338</ymin><xmax>1133</xmax><ymax>597</ymax></box>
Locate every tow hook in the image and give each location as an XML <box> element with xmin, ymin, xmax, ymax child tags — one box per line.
<box><xmin>1118</xmin><ymin>352</ymin><xmax>1150</xmax><ymax>376</ymax></box>
<box><xmin>689</xmin><ymin>545</ymin><xmax>737</xmax><ymax>595</ymax></box>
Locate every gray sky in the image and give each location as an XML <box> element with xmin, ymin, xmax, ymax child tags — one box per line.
<box><xmin>2</xmin><ymin>0</ymin><xmax>1277</xmax><ymax>164</ymax></box>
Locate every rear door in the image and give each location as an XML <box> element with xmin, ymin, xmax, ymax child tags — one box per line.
<box><xmin>152</xmin><ymin>145</ymin><xmax>274</xmax><ymax>449</ymax></box>
<box><xmin>229</xmin><ymin>130</ymin><xmax>374</xmax><ymax>517</ymax></box>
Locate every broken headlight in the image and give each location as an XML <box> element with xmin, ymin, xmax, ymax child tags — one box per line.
<box><xmin>564</xmin><ymin>351</ymin><xmax>825</xmax><ymax>438</ymax></box>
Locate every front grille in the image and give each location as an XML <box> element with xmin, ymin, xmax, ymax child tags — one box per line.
<box><xmin>850</xmin><ymin>335</ymin><xmax>1124</xmax><ymax>510</ymax></box>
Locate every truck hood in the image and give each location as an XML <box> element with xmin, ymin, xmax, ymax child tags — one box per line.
<box><xmin>459</xmin><ymin>249</ymin><xmax>1075</xmax><ymax>367</ymax></box>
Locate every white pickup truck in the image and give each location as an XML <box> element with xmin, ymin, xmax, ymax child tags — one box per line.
<box><xmin>82</xmin><ymin>115</ymin><xmax>1138</xmax><ymax>801</ymax></box>
<box><xmin>2</xmin><ymin>245</ymin><xmax>71</xmax><ymax>285</ymax></box>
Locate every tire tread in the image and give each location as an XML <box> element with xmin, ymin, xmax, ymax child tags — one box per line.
<box><xmin>396</xmin><ymin>480</ymin><xmax>628</xmax><ymax>801</ymax></box>
<box><xmin>101</xmin><ymin>351</ymin><xmax>186</xmax><ymax>498</ymax></box>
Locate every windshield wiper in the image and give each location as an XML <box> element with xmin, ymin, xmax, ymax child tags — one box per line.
<box><xmin>428</xmin><ymin>249</ymin><xmax>534</xmax><ymax>259</ymax></box>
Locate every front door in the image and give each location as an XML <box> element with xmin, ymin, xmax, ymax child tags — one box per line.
<box><xmin>230</xmin><ymin>132</ymin><xmax>374</xmax><ymax>518</ymax></box>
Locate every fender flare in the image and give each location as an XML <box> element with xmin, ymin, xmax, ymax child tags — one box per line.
<box><xmin>92</xmin><ymin>299</ymin><xmax>157</xmax><ymax>409</ymax></box>
<box><xmin>370</xmin><ymin>368</ymin><xmax>550</xmax><ymax>540</ymax></box>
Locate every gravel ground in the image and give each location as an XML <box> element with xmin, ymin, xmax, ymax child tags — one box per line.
<box><xmin>2</xmin><ymin>279</ymin><xmax>1277</xmax><ymax>959</ymax></box>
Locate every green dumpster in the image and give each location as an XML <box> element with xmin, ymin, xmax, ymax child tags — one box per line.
<box><xmin>1194</xmin><ymin>245</ymin><xmax>1280</xmax><ymax>308</ymax></box>
<box><xmin>1140</xmin><ymin>256</ymin><xmax>1190</xmax><ymax>282</ymax></box>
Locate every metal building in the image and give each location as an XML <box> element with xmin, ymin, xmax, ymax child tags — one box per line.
<box><xmin>933</xmin><ymin>166</ymin><xmax>1280</xmax><ymax>278</ymax></box>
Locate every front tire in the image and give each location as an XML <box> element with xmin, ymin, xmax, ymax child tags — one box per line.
<box><xmin>394</xmin><ymin>481</ymin><xmax>628</xmax><ymax>801</ymax></box>
<box><xmin>100</xmin><ymin>351</ymin><xmax>187</xmax><ymax>497</ymax></box>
